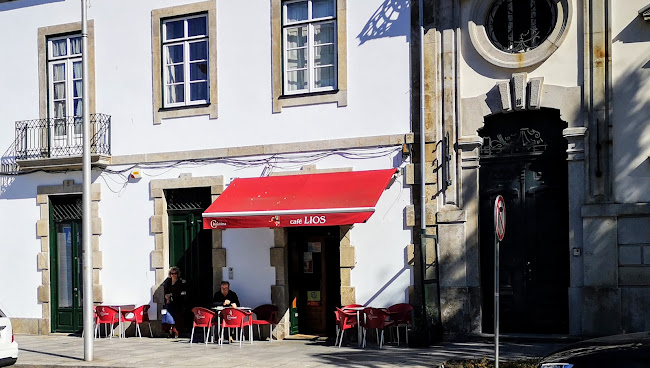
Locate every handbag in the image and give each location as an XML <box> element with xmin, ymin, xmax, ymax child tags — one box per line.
<box><xmin>161</xmin><ymin>305</ymin><xmax>175</xmax><ymax>325</ymax></box>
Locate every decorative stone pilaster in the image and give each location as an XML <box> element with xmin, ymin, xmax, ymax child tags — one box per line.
<box><xmin>31</xmin><ymin>180</ymin><xmax>103</xmax><ymax>335</ymax></box>
<box><xmin>149</xmin><ymin>173</ymin><xmax>224</xmax><ymax>312</ymax></box>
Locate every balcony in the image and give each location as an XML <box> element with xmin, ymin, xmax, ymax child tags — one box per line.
<box><xmin>10</xmin><ymin>114</ymin><xmax>111</xmax><ymax>172</ymax></box>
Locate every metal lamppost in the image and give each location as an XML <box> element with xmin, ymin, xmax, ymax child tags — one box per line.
<box><xmin>81</xmin><ymin>0</ymin><xmax>94</xmax><ymax>361</ymax></box>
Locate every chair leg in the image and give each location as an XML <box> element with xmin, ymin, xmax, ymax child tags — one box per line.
<box><xmin>136</xmin><ymin>324</ymin><xmax>141</xmax><ymax>339</ymax></box>
<box><xmin>190</xmin><ymin>327</ymin><xmax>195</xmax><ymax>344</ymax></box>
<box><xmin>204</xmin><ymin>327</ymin><xmax>209</xmax><ymax>346</ymax></box>
<box><xmin>339</xmin><ymin>330</ymin><xmax>345</xmax><ymax>348</ymax></box>
<box><xmin>219</xmin><ymin>327</ymin><xmax>224</xmax><ymax>346</ymax></box>
<box><xmin>148</xmin><ymin>322</ymin><xmax>153</xmax><ymax>338</ymax></box>
<box><xmin>269</xmin><ymin>324</ymin><xmax>274</xmax><ymax>342</ymax></box>
<box><xmin>380</xmin><ymin>330</ymin><xmax>384</xmax><ymax>349</ymax></box>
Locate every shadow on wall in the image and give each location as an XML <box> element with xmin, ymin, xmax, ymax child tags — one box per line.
<box><xmin>357</xmin><ymin>0</ymin><xmax>411</xmax><ymax>45</ymax></box>
<box><xmin>0</xmin><ymin>0</ymin><xmax>63</xmax><ymax>11</ymax></box>
<box><xmin>363</xmin><ymin>244</ymin><xmax>412</xmax><ymax>307</ymax></box>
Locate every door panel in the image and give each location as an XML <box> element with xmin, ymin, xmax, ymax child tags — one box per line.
<box><xmin>288</xmin><ymin>226</ymin><xmax>341</xmax><ymax>335</ymax></box>
<box><xmin>52</xmin><ymin>221</ymin><xmax>83</xmax><ymax>333</ymax></box>
<box><xmin>479</xmin><ymin>110</ymin><xmax>569</xmax><ymax>334</ymax></box>
<box><xmin>169</xmin><ymin>213</ymin><xmax>213</xmax><ymax>316</ymax></box>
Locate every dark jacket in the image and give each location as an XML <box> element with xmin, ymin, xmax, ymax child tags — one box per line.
<box><xmin>212</xmin><ymin>290</ymin><xmax>240</xmax><ymax>307</ymax></box>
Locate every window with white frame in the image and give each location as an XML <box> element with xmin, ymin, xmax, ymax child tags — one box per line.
<box><xmin>47</xmin><ymin>35</ymin><xmax>83</xmax><ymax>138</ymax></box>
<box><xmin>162</xmin><ymin>14</ymin><xmax>209</xmax><ymax>107</ymax></box>
<box><xmin>283</xmin><ymin>0</ymin><xmax>337</xmax><ymax>94</ymax></box>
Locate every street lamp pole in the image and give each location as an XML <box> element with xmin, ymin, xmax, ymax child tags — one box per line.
<box><xmin>81</xmin><ymin>0</ymin><xmax>94</xmax><ymax>361</ymax></box>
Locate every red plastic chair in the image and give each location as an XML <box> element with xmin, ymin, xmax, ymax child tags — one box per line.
<box><xmin>95</xmin><ymin>306</ymin><xmax>124</xmax><ymax>339</ymax></box>
<box><xmin>219</xmin><ymin>308</ymin><xmax>252</xmax><ymax>347</ymax></box>
<box><xmin>361</xmin><ymin>307</ymin><xmax>393</xmax><ymax>349</ymax></box>
<box><xmin>251</xmin><ymin>304</ymin><xmax>278</xmax><ymax>342</ymax></box>
<box><xmin>343</xmin><ymin>304</ymin><xmax>364</xmax><ymax>309</ymax></box>
<box><xmin>334</xmin><ymin>307</ymin><xmax>358</xmax><ymax>348</ymax></box>
<box><xmin>190</xmin><ymin>307</ymin><xmax>217</xmax><ymax>345</ymax></box>
<box><xmin>387</xmin><ymin>303</ymin><xmax>413</xmax><ymax>346</ymax></box>
<box><xmin>121</xmin><ymin>305</ymin><xmax>153</xmax><ymax>338</ymax></box>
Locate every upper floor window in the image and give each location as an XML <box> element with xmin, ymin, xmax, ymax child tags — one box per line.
<box><xmin>282</xmin><ymin>0</ymin><xmax>337</xmax><ymax>94</ymax></box>
<box><xmin>486</xmin><ymin>0</ymin><xmax>557</xmax><ymax>53</ymax></box>
<box><xmin>47</xmin><ymin>35</ymin><xmax>83</xmax><ymax>138</ymax></box>
<box><xmin>162</xmin><ymin>14</ymin><xmax>209</xmax><ymax>107</ymax></box>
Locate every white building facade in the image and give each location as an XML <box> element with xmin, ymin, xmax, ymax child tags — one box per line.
<box><xmin>0</xmin><ymin>0</ymin><xmax>414</xmax><ymax>337</ymax></box>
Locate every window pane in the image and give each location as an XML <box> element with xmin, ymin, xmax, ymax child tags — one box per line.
<box><xmin>314</xmin><ymin>44</ymin><xmax>334</xmax><ymax>66</ymax></box>
<box><xmin>190</xmin><ymin>81</ymin><xmax>208</xmax><ymax>101</ymax></box>
<box><xmin>73</xmin><ymin>80</ymin><xmax>82</xmax><ymax>98</ymax></box>
<box><xmin>313</xmin><ymin>0</ymin><xmax>335</xmax><ymax>18</ymax></box>
<box><xmin>286</xmin><ymin>26</ymin><xmax>307</xmax><ymax>48</ymax></box>
<box><xmin>70</xmin><ymin>37</ymin><xmax>82</xmax><ymax>54</ymax></box>
<box><xmin>167</xmin><ymin>65</ymin><xmax>185</xmax><ymax>83</ymax></box>
<box><xmin>188</xmin><ymin>16</ymin><xmax>207</xmax><ymax>37</ymax></box>
<box><xmin>165</xmin><ymin>20</ymin><xmax>185</xmax><ymax>40</ymax></box>
<box><xmin>190</xmin><ymin>62</ymin><xmax>208</xmax><ymax>81</ymax></box>
<box><xmin>74</xmin><ymin>99</ymin><xmax>82</xmax><ymax>117</ymax></box>
<box><xmin>74</xmin><ymin>119</ymin><xmax>82</xmax><ymax>135</ymax></box>
<box><xmin>287</xmin><ymin>49</ymin><xmax>307</xmax><ymax>69</ymax></box>
<box><xmin>189</xmin><ymin>41</ymin><xmax>208</xmax><ymax>61</ymax></box>
<box><xmin>52</xmin><ymin>39</ymin><xmax>67</xmax><ymax>57</ymax></box>
<box><xmin>73</xmin><ymin>61</ymin><xmax>82</xmax><ymax>79</ymax></box>
<box><xmin>53</xmin><ymin>64</ymin><xmax>66</xmax><ymax>81</ymax></box>
<box><xmin>54</xmin><ymin>120</ymin><xmax>66</xmax><ymax>137</ymax></box>
<box><xmin>54</xmin><ymin>101</ymin><xmax>66</xmax><ymax>118</ymax></box>
<box><xmin>315</xmin><ymin>66</ymin><xmax>335</xmax><ymax>88</ymax></box>
<box><xmin>166</xmin><ymin>85</ymin><xmax>185</xmax><ymax>104</ymax></box>
<box><xmin>287</xmin><ymin>70</ymin><xmax>307</xmax><ymax>91</ymax></box>
<box><xmin>165</xmin><ymin>44</ymin><xmax>184</xmax><ymax>64</ymax></box>
<box><xmin>54</xmin><ymin>82</ymin><xmax>66</xmax><ymax>100</ymax></box>
<box><xmin>286</xmin><ymin>1</ymin><xmax>308</xmax><ymax>22</ymax></box>
<box><xmin>314</xmin><ymin>22</ymin><xmax>335</xmax><ymax>45</ymax></box>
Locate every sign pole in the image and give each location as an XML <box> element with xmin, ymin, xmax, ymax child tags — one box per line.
<box><xmin>493</xmin><ymin>195</ymin><xmax>505</xmax><ymax>368</ymax></box>
<box><xmin>494</xmin><ymin>231</ymin><xmax>499</xmax><ymax>368</ymax></box>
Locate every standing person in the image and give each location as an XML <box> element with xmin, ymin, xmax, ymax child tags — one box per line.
<box><xmin>163</xmin><ymin>266</ymin><xmax>186</xmax><ymax>338</ymax></box>
<box><xmin>212</xmin><ymin>281</ymin><xmax>240</xmax><ymax>307</ymax></box>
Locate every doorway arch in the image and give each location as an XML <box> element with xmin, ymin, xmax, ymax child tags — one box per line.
<box><xmin>478</xmin><ymin>109</ymin><xmax>569</xmax><ymax>333</ymax></box>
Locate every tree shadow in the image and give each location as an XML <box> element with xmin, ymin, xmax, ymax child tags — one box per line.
<box><xmin>357</xmin><ymin>0</ymin><xmax>411</xmax><ymax>46</ymax></box>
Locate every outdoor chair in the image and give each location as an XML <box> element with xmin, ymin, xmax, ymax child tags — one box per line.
<box><xmin>190</xmin><ymin>307</ymin><xmax>217</xmax><ymax>345</ymax></box>
<box><xmin>95</xmin><ymin>305</ymin><xmax>124</xmax><ymax>339</ymax></box>
<box><xmin>121</xmin><ymin>305</ymin><xmax>153</xmax><ymax>338</ymax></box>
<box><xmin>219</xmin><ymin>308</ymin><xmax>252</xmax><ymax>347</ymax></box>
<box><xmin>387</xmin><ymin>303</ymin><xmax>413</xmax><ymax>346</ymax></box>
<box><xmin>361</xmin><ymin>307</ymin><xmax>393</xmax><ymax>349</ymax></box>
<box><xmin>334</xmin><ymin>307</ymin><xmax>358</xmax><ymax>348</ymax></box>
<box><xmin>251</xmin><ymin>304</ymin><xmax>278</xmax><ymax>342</ymax></box>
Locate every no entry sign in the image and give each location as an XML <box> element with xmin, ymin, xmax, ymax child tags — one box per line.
<box><xmin>494</xmin><ymin>195</ymin><xmax>506</xmax><ymax>241</ymax></box>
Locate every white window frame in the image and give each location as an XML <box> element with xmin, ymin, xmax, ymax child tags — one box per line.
<box><xmin>282</xmin><ymin>0</ymin><xmax>337</xmax><ymax>95</ymax></box>
<box><xmin>47</xmin><ymin>34</ymin><xmax>83</xmax><ymax>140</ymax></box>
<box><xmin>162</xmin><ymin>14</ymin><xmax>209</xmax><ymax>108</ymax></box>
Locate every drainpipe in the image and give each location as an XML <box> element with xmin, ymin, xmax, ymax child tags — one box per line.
<box><xmin>81</xmin><ymin>0</ymin><xmax>94</xmax><ymax>361</ymax></box>
<box><xmin>418</xmin><ymin>0</ymin><xmax>430</xmax><ymax>344</ymax></box>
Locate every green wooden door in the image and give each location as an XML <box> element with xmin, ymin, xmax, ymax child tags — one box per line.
<box><xmin>51</xmin><ymin>220</ymin><xmax>83</xmax><ymax>333</ymax></box>
<box><xmin>169</xmin><ymin>212</ymin><xmax>213</xmax><ymax>316</ymax></box>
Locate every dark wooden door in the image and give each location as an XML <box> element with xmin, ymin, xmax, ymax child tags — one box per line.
<box><xmin>479</xmin><ymin>110</ymin><xmax>569</xmax><ymax>334</ymax></box>
<box><xmin>288</xmin><ymin>226</ymin><xmax>341</xmax><ymax>335</ymax></box>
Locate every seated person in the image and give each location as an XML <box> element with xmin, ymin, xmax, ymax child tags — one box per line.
<box><xmin>213</xmin><ymin>281</ymin><xmax>240</xmax><ymax>307</ymax></box>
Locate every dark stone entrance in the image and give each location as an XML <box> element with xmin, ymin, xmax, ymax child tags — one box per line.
<box><xmin>479</xmin><ymin>109</ymin><xmax>569</xmax><ymax>334</ymax></box>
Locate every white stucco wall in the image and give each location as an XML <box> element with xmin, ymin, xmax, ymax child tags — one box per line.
<box><xmin>611</xmin><ymin>0</ymin><xmax>650</xmax><ymax>203</ymax></box>
<box><xmin>0</xmin><ymin>0</ymin><xmax>411</xmax><ymax>155</ymax></box>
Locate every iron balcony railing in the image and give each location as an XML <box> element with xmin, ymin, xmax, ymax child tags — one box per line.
<box><xmin>14</xmin><ymin>113</ymin><xmax>111</xmax><ymax>160</ymax></box>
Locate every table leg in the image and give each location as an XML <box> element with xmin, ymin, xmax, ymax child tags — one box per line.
<box><xmin>357</xmin><ymin>311</ymin><xmax>362</xmax><ymax>347</ymax></box>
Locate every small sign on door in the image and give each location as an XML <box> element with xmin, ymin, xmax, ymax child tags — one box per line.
<box><xmin>303</xmin><ymin>252</ymin><xmax>313</xmax><ymax>273</ymax></box>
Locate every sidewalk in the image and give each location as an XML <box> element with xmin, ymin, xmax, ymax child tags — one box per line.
<box><xmin>13</xmin><ymin>334</ymin><xmax>566</xmax><ymax>368</ymax></box>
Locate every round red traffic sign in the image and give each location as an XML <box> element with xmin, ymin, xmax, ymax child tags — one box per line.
<box><xmin>494</xmin><ymin>195</ymin><xmax>506</xmax><ymax>241</ymax></box>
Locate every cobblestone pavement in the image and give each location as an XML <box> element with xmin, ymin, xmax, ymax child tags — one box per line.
<box><xmin>13</xmin><ymin>334</ymin><xmax>566</xmax><ymax>368</ymax></box>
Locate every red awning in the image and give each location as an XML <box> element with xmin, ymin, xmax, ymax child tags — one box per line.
<box><xmin>202</xmin><ymin>168</ymin><xmax>397</xmax><ymax>229</ymax></box>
